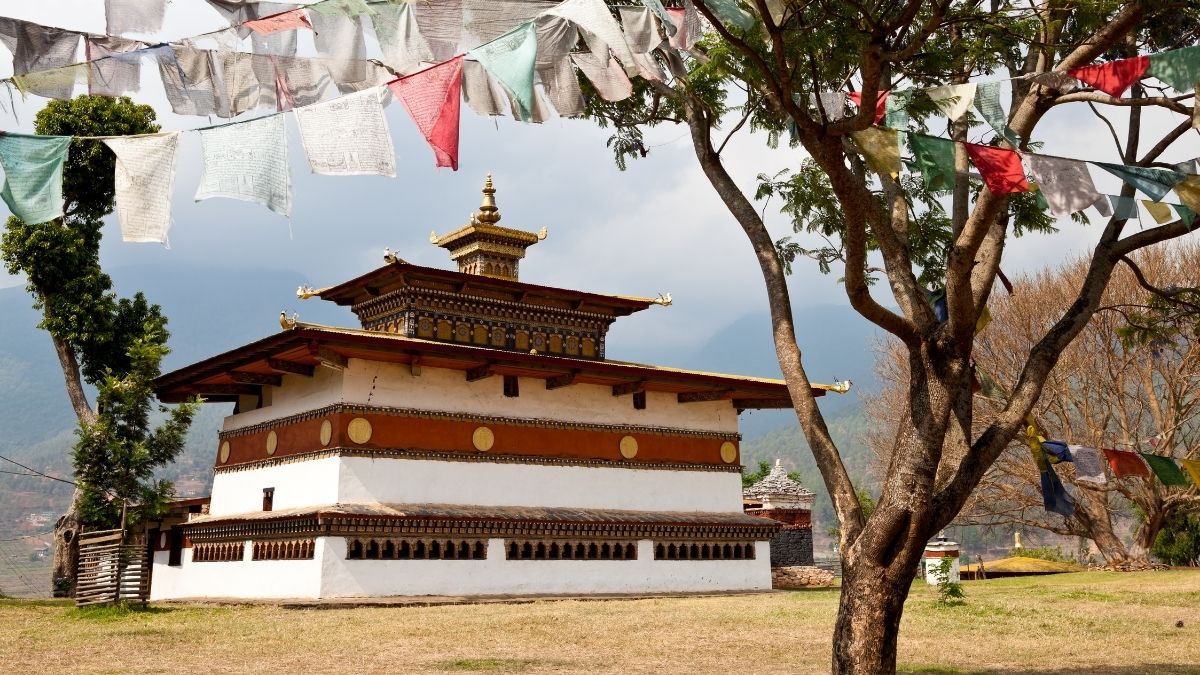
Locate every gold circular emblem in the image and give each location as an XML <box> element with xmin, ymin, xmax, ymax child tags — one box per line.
<box><xmin>720</xmin><ymin>441</ymin><xmax>738</xmax><ymax>464</ymax></box>
<box><xmin>619</xmin><ymin>435</ymin><xmax>639</xmax><ymax>459</ymax></box>
<box><xmin>347</xmin><ymin>417</ymin><xmax>373</xmax><ymax>445</ymax></box>
<box><xmin>319</xmin><ymin>419</ymin><xmax>333</xmax><ymax>446</ymax></box>
<box><xmin>266</xmin><ymin>431</ymin><xmax>278</xmax><ymax>456</ymax></box>
<box><xmin>472</xmin><ymin>426</ymin><xmax>495</xmax><ymax>452</ymax></box>
<box><xmin>219</xmin><ymin>441</ymin><xmax>231</xmax><ymax>464</ymax></box>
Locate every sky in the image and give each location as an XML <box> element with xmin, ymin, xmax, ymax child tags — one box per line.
<box><xmin>1</xmin><ymin>1</ymin><xmax>1198</xmax><ymax>366</ymax></box>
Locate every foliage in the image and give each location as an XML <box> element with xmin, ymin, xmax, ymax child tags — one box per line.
<box><xmin>934</xmin><ymin>558</ymin><xmax>965</xmax><ymax>606</ymax></box>
<box><xmin>1012</xmin><ymin>546</ymin><xmax>1073</xmax><ymax>563</ymax></box>
<box><xmin>1152</xmin><ymin>513</ymin><xmax>1200</xmax><ymax>566</ymax></box>
<box><xmin>1</xmin><ymin>96</ymin><xmax>162</xmax><ymax>386</ymax></box>
<box><xmin>0</xmin><ymin>96</ymin><xmax>194</xmax><ymax>532</ymax></box>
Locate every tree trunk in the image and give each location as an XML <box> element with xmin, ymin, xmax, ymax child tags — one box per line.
<box><xmin>51</xmin><ymin>487</ymin><xmax>82</xmax><ymax>598</ymax></box>
<box><xmin>1074</xmin><ymin>488</ymin><xmax>1130</xmax><ymax>564</ymax></box>
<box><xmin>832</xmin><ymin>558</ymin><xmax>917</xmax><ymax>674</ymax></box>
<box><xmin>49</xmin><ymin>332</ymin><xmax>96</xmax><ymax>426</ymax></box>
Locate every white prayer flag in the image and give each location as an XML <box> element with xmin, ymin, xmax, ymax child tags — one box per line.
<box><xmin>926</xmin><ymin>83</ymin><xmax>977</xmax><ymax>122</ymax></box>
<box><xmin>195</xmin><ymin>114</ymin><xmax>292</xmax><ymax>217</ymax></box>
<box><xmin>572</xmin><ymin>52</ymin><xmax>633</xmax><ymax>102</ymax></box>
<box><xmin>102</xmin><ymin>133</ymin><xmax>180</xmax><ymax>245</ymax></box>
<box><xmin>544</xmin><ymin>0</ymin><xmax>639</xmax><ymax>76</ymax></box>
<box><xmin>1024</xmin><ymin>154</ymin><xmax>1104</xmax><ymax>217</ymax></box>
<box><xmin>1067</xmin><ymin>446</ymin><xmax>1108</xmax><ymax>487</ymax></box>
<box><xmin>294</xmin><ymin>87</ymin><xmax>396</xmax><ymax>176</ymax></box>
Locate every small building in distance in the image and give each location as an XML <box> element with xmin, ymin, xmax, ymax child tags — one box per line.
<box><xmin>143</xmin><ymin>176</ymin><xmax>835</xmax><ymax>601</ymax></box>
<box><xmin>743</xmin><ymin>459</ymin><xmax>816</xmax><ymax>567</ymax></box>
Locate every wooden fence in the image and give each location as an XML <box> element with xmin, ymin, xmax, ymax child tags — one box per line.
<box><xmin>75</xmin><ymin>529</ymin><xmax>150</xmax><ymax>607</ymax></box>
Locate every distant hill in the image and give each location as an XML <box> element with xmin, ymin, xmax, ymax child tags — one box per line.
<box><xmin>0</xmin><ymin>262</ymin><xmax>882</xmax><ymax>537</ymax></box>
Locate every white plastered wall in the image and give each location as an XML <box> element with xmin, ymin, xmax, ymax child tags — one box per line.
<box><xmin>319</xmin><ymin>539</ymin><xmax>772</xmax><ymax>597</ymax></box>
<box><xmin>208</xmin><ymin>456</ymin><xmax>342</xmax><ymax>516</ymax></box>
<box><xmin>337</xmin><ymin>457</ymin><xmax>745</xmax><ymax>512</ymax></box>
<box><xmin>223</xmin><ymin>366</ymin><xmax>344</xmax><ymax>432</ymax></box>
<box><xmin>149</xmin><ymin>540</ymin><xmax>326</xmax><ymax>600</ymax></box>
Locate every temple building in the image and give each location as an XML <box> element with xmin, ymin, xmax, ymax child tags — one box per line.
<box><xmin>743</xmin><ymin>460</ymin><xmax>816</xmax><ymax>567</ymax></box>
<box><xmin>144</xmin><ymin>176</ymin><xmax>831</xmax><ymax>600</ymax></box>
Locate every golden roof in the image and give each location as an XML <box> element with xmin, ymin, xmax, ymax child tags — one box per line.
<box><xmin>431</xmin><ymin>174</ymin><xmax>546</xmax><ymax>250</ymax></box>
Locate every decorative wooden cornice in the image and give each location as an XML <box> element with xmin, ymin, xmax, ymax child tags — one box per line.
<box><xmin>217</xmin><ymin>403</ymin><xmax>741</xmax><ymax>442</ymax></box>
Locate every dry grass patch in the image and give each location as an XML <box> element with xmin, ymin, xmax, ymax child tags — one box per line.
<box><xmin>0</xmin><ymin>572</ymin><xmax>1197</xmax><ymax>673</ymax></box>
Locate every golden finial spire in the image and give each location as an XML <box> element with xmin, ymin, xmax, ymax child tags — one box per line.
<box><xmin>476</xmin><ymin>172</ymin><xmax>501</xmax><ymax>224</ymax></box>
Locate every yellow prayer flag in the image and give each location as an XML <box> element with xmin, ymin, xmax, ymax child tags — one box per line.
<box><xmin>851</xmin><ymin>127</ymin><xmax>900</xmax><ymax>178</ymax></box>
<box><xmin>1174</xmin><ymin>175</ymin><xmax>1200</xmax><ymax>213</ymax></box>
<box><xmin>1143</xmin><ymin>200</ymin><xmax>1174</xmax><ymax>224</ymax></box>
<box><xmin>975</xmin><ymin>305</ymin><xmax>992</xmax><ymax>335</ymax></box>
<box><xmin>1181</xmin><ymin>458</ymin><xmax>1200</xmax><ymax>486</ymax></box>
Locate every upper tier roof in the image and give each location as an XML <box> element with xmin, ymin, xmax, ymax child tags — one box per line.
<box><xmin>153</xmin><ymin>323</ymin><xmax>827</xmax><ymax>408</ymax></box>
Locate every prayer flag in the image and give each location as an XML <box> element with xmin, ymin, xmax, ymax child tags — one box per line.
<box><xmin>1040</xmin><ymin>466</ymin><xmax>1076</xmax><ymax>517</ymax></box>
<box><xmin>926</xmin><ymin>83</ymin><xmax>976</xmax><ymax>122</ymax></box>
<box><xmin>665</xmin><ymin>2</ymin><xmax>702</xmax><ymax>51</ymax></box>
<box><xmin>1174</xmin><ymin>175</ymin><xmax>1200</xmax><ymax>214</ymax></box>
<box><xmin>619</xmin><ymin>7</ymin><xmax>661</xmax><ymax>53</ymax></box>
<box><xmin>1181</xmin><ymin>458</ymin><xmax>1200</xmax><ymax>487</ymax></box>
<box><xmin>158</xmin><ymin>46</ymin><xmax>220</xmax><ymax>117</ymax></box>
<box><xmin>973</xmin><ymin>82</ymin><xmax>1020</xmax><ymax>146</ymax></box>
<box><xmin>86</xmin><ymin>36</ymin><xmax>145</xmax><ymax>98</ymax></box>
<box><xmin>884</xmin><ymin>89</ymin><xmax>913</xmax><ymax>129</ymax></box>
<box><xmin>1095</xmin><ymin>163</ymin><xmax>1186</xmax><ymax>202</ymax></box>
<box><xmin>810</xmin><ymin>92</ymin><xmax>848</xmax><ymax>122</ymax></box>
<box><xmin>469</xmin><ymin>22</ymin><xmax>538</xmax><ymax>122</ymax></box>
<box><xmin>389</xmin><ymin>56</ymin><xmax>463</xmax><ymax>170</ymax></box>
<box><xmin>461</xmin><ymin>0</ymin><xmax>543</xmax><ymax>48</ymax></box>
<box><xmin>105</xmin><ymin>0</ymin><xmax>167</xmax><ymax>36</ymax></box>
<box><xmin>964</xmin><ymin>143</ymin><xmax>1028</xmax><ymax>194</ymax></box>
<box><xmin>0</xmin><ymin>133</ymin><xmax>71</xmax><ymax>224</ymax></box>
<box><xmin>1042</xmin><ymin>440</ymin><xmax>1072</xmax><ymax>463</ymax></box>
<box><xmin>1024</xmin><ymin>154</ymin><xmax>1104</xmax><ymax>217</ymax></box>
<box><xmin>294</xmin><ymin>87</ymin><xmax>396</xmax><ymax>176</ymax></box>
<box><xmin>1102</xmin><ymin>448</ymin><xmax>1150</xmax><ymax>480</ymax></box>
<box><xmin>308</xmin><ymin>0</ymin><xmax>374</xmax><ymax>16</ymax></box>
<box><xmin>1109</xmin><ymin>194</ymin><xmax>1138</xmax><ymax>220</ymax></box>
<box><xmin>907</xmin><ymin>135</ymin><xmax>956</xmax><ymax>191</ymax></box>
<box><xmin>102</xmin><ymin>133</ymin><xmax>179</xmax><ymax>245</ymax></box>
<box><xmin>1068</xmin><ymin>55</ymin><xmax>1148</xmax><ymax>97</ymax></box>
<box><xmin>1140</xmin><ymin>453</ymin><xmax>1190</xmax><ymax>487</ymax></box>
<box><xmin>1068</xmin><ymin>446</ymin><xmax>1108</xmax><ymax>487</ymax></box>
<box><xmin>246</xmin><ymin>9</ymin><xmax>314</xmax><ymax>36</ymax></box>
<box><xmin>851</xmin><ymin>127</ymin><xmax>900</xmax><ymax>177</ymax></box>
<box><xmin>195</xmin><ymin>114</ymin><xmax>291</xmax><ymax>217</ymax></box>
<box><xmin>572</xmin><ymin>52</ymin><xmax>633</xmax><ymax>102</ymax></box>
<box><xmin>411</xmin><ymin>0</ymin><xmax>462</xmax><ymax>61</ymax></box>
<box><xmin>310</xmin><ymin>9</ymin><xmax>368</xmax><ymax>89</ymax></box>
<box><xmin>1143</xmin><ymin>200</ymin><xmax>1174</xmax><ymax>225</ymax></box>
<box><xmin>461</xmin><ymin>59</ymin><xmax>510</xmax><ymax>116</ymax></box>
<box><xmin>539</xmin><ymin>57</ymin><xmax>586</xmax><ymax>117</ymax></box>
<box><xmin>1175</xmin><ymin>205</ymin><xmax>1196</xmax><ymax>229</ymax></box>
<box><xmin>641</xmin><ymin>0</ymin><xmax>677</xmax><ymax>36</ymax></box>
<box><xmin>1026</xmin><ymin>71</ymin><xmax>1080</xmax><ymax>94</ymax></box>
<box><xmin>1175</xmin><ymin>158</ymin><xmax>1199</xmax><ymax>174</ymax></box>
<box><xmin>847</xmin><ymin>90</ymin><xmax>888</xmax><ymax>125</ymax></box>
<box><xmin>545</xmin><ymin>0</ymin><xmax>638</xmax><ymax>75</ymax></box>
<box><xmin>1146</xmin><ymin>46</ymin><xmax>1200</xmax><ymax>92</ymax></box>
<box><xmin>703</xmin><ymin>0</ymin><xmax>756</xmax><ymax>30</ymax></box>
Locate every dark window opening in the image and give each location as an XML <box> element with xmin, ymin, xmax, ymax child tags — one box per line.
<box><xmin>168</xmin><ymin>527</ymin><xmax>184</xmax><ymax>566</ymax></box>
<box><xmin>503</xmin><ymin>375</ymin><xmax>520</xmax><ymax>398</ymax></box>
<box><xmin>632</xmin><ymin>391</ymin><xmax>646</xmax><ymax>410</ymax></box>
<box><xmin>262</xmin><ymin>487</ymin><xmax>275</xmax><ymax>512</ymax></box>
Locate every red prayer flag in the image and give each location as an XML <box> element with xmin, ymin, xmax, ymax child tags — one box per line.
<box><xmin>847</xmin><ymin>90</ymin><xmax>890</xmax><ymax>125</ymax></box>
<box><xmin>1102</xmin><ymin>448</ymin><xmax>1150</xmax><ymax>480</ymax></box>
<box><xmin>245</xmin><ymin>9</ymin><xmax>314</xmax><ymax>36</ymax></box>
<box><xmin>388</xmin><ymin>56</ymin><xmax>464</xmax><ymax>170</ymax></box>
<box><xmin>964</xmin><ymin>142</ymin><xmax>1029</xmax><ymax>194</ymax></box>
<box><xmin>1067</xmin><ymin>55</ymin><xmax>1149</xmax><ymax>98</ymax></box>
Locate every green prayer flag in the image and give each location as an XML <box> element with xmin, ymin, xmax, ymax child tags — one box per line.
<box><xmin>0</xmin><ymin>133</ymin><xmax>72</xmax><ymax>225</ymax></box>
<box><xmin>308</xmin><ymin>0</ymin><xmax>375</xmax><ymax>16</ymax></box>
<box><xmin>469</xmin><ymin>23</ymin><xmax>538</xmax><ymax>122</ymax></box>
<box><xmin>973</xmin><ymin>82</ymin><xmax>1021</xmax><ymax>146</ymax></box>
<box><xmin>1109</xmin><ymin>195</ymin><xmax>1138</xmax><ymax>220</ymax></box>
<box><xmin>641</xmin><ymin>0</ymin><xmax>677</xmax><ymax>35</ymax></box>
<box><xmin>1146</xmin><ymin>46</ymin><xmax>1200</xmax><ymax>92</ymax></box>
<box><xmin>705</xmin><ymin>0</ymin><xmax>756</xmax><ymax>31</ymax></box>
<box><xmin>1174</xmin><ymin>204</ymin><xmax>1196</xmax><ymax>228</ymax></box>
<box><xmin>1140</xmin><ymin>453</ymin><xmax>1190</xmax><ymax>487</ymax></box>
<box><xmin>1096</xmin><ymin>163</ymin><xmax>1186</xmax><ymax>202</ymax></box>
<box><xmin>884</xmin><ymin>89</ymin><xmax>913</xmax><ymax>129</ymax></box>
<box><xmin>906</xmin><ymin>135</ymin><xmax>955</xmax><ymax>191</ymax></box>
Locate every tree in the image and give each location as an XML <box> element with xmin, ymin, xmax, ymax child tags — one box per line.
<box><xmin>1152</xmin><ymin>511</ymin><xmax>1200</xmax><ymax>566</ymax></box>
<box><xmin>585</xmin><ymin>2</ymin><xmax>1200</xmax><ymax>672</ymax></box>
<box><xmin>869</xmin><ymin>243</ymin><xmax>1200</xmax><ymax>565</ymax></box>
<box><xmin>1</xmin><ymin>96</ymin><xmax>195</xmax><ymax>596</ymax></box>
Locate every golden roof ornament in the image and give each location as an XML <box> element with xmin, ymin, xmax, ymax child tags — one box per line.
<box><xmin>476</xmin><ymin>172</ymin><xmax>501</xmax><ymax>224</ymax></box>
<box><xmin>429</xmin><ymin>175</ymin><xmax>545</xmax><ymax>281</ymax></box>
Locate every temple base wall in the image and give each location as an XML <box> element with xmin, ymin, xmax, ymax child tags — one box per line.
<box><xmin>149</xmin><ymin>539</ymin><xmax>772</xmax><ymax>601</ymax></box>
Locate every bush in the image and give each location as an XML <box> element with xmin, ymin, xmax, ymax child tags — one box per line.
<box><xmin>1013</xmin><ymin>546</ymin><xmax>1072</xmax><ymax>563</ymax></box>
<box><xmin>935</xmin><ymin>558</ymin><xmax>965</xmax><ymax>606</ymax></box>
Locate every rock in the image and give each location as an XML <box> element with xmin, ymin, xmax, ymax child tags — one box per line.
<box><xmin>772</xmin><ymin>565</ymin><xmax>835</xmax><ymax>589</ymax></box>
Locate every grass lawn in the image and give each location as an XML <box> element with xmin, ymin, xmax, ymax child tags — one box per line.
<box><xmin>1</xmin><ymin>571</ymin><xmax>1198</xmax><ymax>673</ymax></box>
